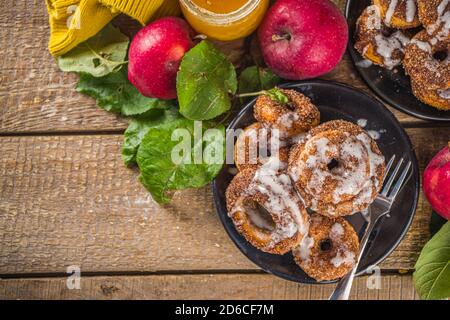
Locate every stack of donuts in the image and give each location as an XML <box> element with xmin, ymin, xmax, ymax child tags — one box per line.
<box><xmin>355</xmin><ymin>0</ymin><xmax>450</xmax><ymax>110</ymax></box>
<box><xmin>226</xmin><ymin>89</ymin><xmax>386</xmax><ymax>281</ymax></box>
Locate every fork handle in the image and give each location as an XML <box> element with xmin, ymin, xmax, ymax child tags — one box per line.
<box><xmin>329</xmin><ymin>218</ymin><xmax>377</xmax><ymax>300</ymax></box>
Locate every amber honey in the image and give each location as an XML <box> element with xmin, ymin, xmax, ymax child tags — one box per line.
<box><xmin>190</xmin><ymin>0</ymin><xmax>251</xmax><ymax>14</ymax></box>
<box><xmin>180</xmin><ymin>0</ymin><xmax>269</xmax><ymax>41</ymax></box>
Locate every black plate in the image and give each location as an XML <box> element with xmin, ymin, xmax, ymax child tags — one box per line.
<box><xmin>212</xmin><ymin>81</ymin><xmax>419</xmax><ymax>284</ymax></box>
<box><xmin>346</xmin><ymin>0</ymin><xmax>450</xmax><ymax>122</ymax></box>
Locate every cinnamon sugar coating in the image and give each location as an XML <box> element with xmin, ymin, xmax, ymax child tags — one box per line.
<box><xmin>355</xmin><ymin>6</ymin><xmax>410</xmax><ymax>69</ymax></box>
<box><xmin>288</xmin><ymin>120</ymin><xmax>385</xmax><ymax>217</ymax></box>
<box><xmin>254</xmin><ymin>89</ymin><xmax>320</xmax><ymax>138</ymax></box>
<box><xmin>292</xmin><ymin>214</ymin><xmax>360</xmax><ymax>282</ymax></box>
<box><xmin>417</xmin><ymin>0</ymin><xmax>450</xmax><ymax>27</ymax></box>
<box><xmin>373</xmin><ymin>0</ymin><xmax>421</xmax><ymax>29</ymax></box>
<box><xmin>225</xmin><ymin>167</ymin><xmax>309</xmax><ymax>255</ymax></box>
<box><xmin>234</xmin><ymin>122</ymin><xmax>290</xmax><ymax>172</ymax></box>
<box><xmin>403</xmin><ymin>29</ymin><xmax>450</xmax><ymax>110</ymax></box>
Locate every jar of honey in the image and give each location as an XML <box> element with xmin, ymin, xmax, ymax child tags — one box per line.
<box><xmin>180</xmin><ymin>0</ymin><xmax>270</xmax><ymax>41</ymax></box>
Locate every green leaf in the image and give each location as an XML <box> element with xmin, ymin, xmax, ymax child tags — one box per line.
<box><xmin>76</xmin><ymin>68</ymin><xmax>172</xmax><ymax>116</ymax></box>
<box><xmin>265</xmin><ymin>87</ymin><xmax>290</xmax><ymax>104</ymax></box>
<box><xmin>177</xmin><ymin>40</ymin><xmax>237</xmax><ymax>121</ymax></box>
<box><xmin>238</xmin><ymin>66</ymin><xmax>281</xmax><ymax>102</ymax></box>
<box><xmin>413</xmin><ymin>221</ymin><xmax>450</xmax><ymax>300</ymax></box>
<box><xmin>136</xmin><ymin>118</ymin><xmax>225</xmax><ymax>204</ymax></box>
<box><xmin>58</xmin><ymin>24</ymin><xmax>129</xmax><ymax>77</ymax></box>
<box><xmin>122</xmin><ymin>108</ymin><xmax>182</xmax><ymax>167</ymax></box>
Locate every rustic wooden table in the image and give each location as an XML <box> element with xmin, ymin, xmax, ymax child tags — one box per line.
<box><xmin>0</xmin><ymin>0</ymin><xmax>445</xmax><ymax>300</ymax></box>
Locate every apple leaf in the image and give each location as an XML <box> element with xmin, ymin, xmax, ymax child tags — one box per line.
<box><xmin>58</xmin><ymin>24</ymin><xmax>129</xmax><ymax>77</ymax></box>
<box><xmin>238</xmin><ymin>66</ymin><xmax>281</xmax><ymax>102</ymax></box>
<box><xmin>136</xmin><ymin>118</ymin><xmax>225</xmax><ymax>204</ymax></box>
<box><xmin>76</xmin><ymin>67</ymin><xmax>173</xmax><ymax>116</ymax></box>
<box><xmin>122</xmin><ymin>108</ymin><xmax>181</xmax><ymax>167</ymax></box>
<box><xmin>265</xmin><ymin>88</ymin><xmax>290</xmax><ymax>104</ymax></box>
<box><xmin>177</xmin><ymin>40</ymin><xmax>237</xmax><ymax>121</ymax></box>
<box><xmin>413</xmin><ymin>221</ymin><xmax>450</xmax><ymax>300</ymax></box>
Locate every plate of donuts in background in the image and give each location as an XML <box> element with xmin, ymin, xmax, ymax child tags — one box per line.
<box><xmin>212</xmin><ymin>81</ymin><xmax>419</xmax><ymax>284</ymax></box>
<box><xmin>346</xmin><ymin>0</ymin><xmax>450</xmax><ymax>121</ymax></box>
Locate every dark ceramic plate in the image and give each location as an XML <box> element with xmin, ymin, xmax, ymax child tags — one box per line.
<box><xmin>212</xmin><ymin>81</ymin><xmax>419</xmax><ymax>284</ymax></box>
<box><xmin>346</xmin><ymin>0</ymin><xmax>450</xmax><ymax>121</ymax></box>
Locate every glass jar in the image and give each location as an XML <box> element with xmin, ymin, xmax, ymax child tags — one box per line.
<box><xmin>180</xmin><ymin>0</ymin><xmax>270</xmax><ymax>41</ymax></box>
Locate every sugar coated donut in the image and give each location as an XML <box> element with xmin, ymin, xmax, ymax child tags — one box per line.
<box><xmin>355</xmin><ymin>5</ymin><xmax>411</xmax><ymax>69</ymax></box>
<box><xmin>288</xmin><ymin>120</ymin><xmax>385</xmax><ymax>217</ymax></box>
<box><xmin>403</xmin><ymin>26</ymin><xmax>450</xmax><ymax>110</ymax></box>
<box><xmin>417</xmin><ymin>0</ymin><xmax>450</xmax><ymax>28</ymax></box>
<box><xmin>234</xmin><ymin>123</ymin><xmax>290</xmax><ymax>172</ymax></box>
<box><xmin>373</xmin><ymin>0</ymin><xmax>421</xmax><ymax>29</ymax></box>
<box><xmin>226</xmin><ymin>158</ymin><xmax>309</xmax><ymax>254</ymax></box>
<box><xmin>254</xmin><ymin>89</ymin><xmax>320</xmax><ymax>138</ymax></box>
<box><xmin>292</xmin><ymin>214</ymin><xmax>359</xmax><ymax>282</ymax></box>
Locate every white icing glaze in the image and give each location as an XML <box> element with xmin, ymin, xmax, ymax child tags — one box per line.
<box><xmin>294</xmin><ymin>235</ymin><xmax>315</xmax><ymax>265</ymax></box>
<box><xmin>357</xmin><ymin>119</ymin><xmax>368</xmax><ymax>128</ymax></box>
<box><xmin>236</xmin><ymin>157</ymin><xmax>309</xmax><ymax>248</ymax></box>
<box><xmin>277</xmin><ymin>111</ymin><xmax>300</xmax><ymax>130</ymax></box>
<box><xmin>290</xmin><ymin>128</ymin><xmax>384</xmax><ymax>215</ymax></box>
<box><xmin>330</xmin><ymin>223</ymin><xmax>344</xmax><ymax>238</ymax></box>
<box><xmin>385</xmin><ymin>0</ymin><xmax>399</xmax><ymax>25</ymax></box>
<box><xmin>366</xmin><ymin>5</ymin><xmax>382</xmax><ymax>30</ymax></box>
<box><xmin>289</xmin><ymin>132</ymin><xmax>307</xmax><ymax>145</ymax></box>
<box><xmin>405</xmin><ymin>0</ymin><xmax>417</xmax><ymax>23</ymax></box>
<box><xmin>438</xmin><ymin>88</ymin><xmax>450</xmax><ymax>99</ymax></box>
<box><xmin>368</xmin><ymin>130</ymin><xmax>381</xmax><ymax>140</ymax></box>
<box><xmin>411</xmin><ymin>39</ymin><xmax>432</xmax><ymax>53</ymax></box>
<box><xmin>331</xmin><ymin>249</ymin><xmax>356</xmax><ymax>268</ymax></box>
<box><xmin>375</xmin><ymin>31</ymin><xmax>410</xmax><ymax>69</ymax></box>
<box><xmin>384</xmin><ymin>0</ymin><xmax>416</xmax><ymax>24</ymax></box>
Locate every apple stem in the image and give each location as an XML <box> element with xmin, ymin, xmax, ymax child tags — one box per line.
<box><xmin>235</xmin><ymin>91</ymin><xmax>266</xmax><ymax>98</ymax></box>
<box><xmin>271</xmin><ymin>33</ymin><xmax>291</xmax><ymax>42</ymax></box>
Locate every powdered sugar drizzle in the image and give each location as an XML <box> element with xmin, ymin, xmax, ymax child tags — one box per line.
<box><xmin>233</xmin><ymin>157</ymin><xmax>309</xmax><ymax>248</ymax></box>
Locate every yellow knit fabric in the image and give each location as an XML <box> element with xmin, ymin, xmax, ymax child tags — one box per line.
<box><xmin>47</xmin><ymin>0</ymin><xmax>181</xmax><ymax>56</ymax></box>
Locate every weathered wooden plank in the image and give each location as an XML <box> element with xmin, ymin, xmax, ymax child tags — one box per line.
<box><xmin>0</xmin><ymin>273</ymin><xmax>418</xmax><ymax>300</ymax></box>
<box><xmin>0</xmin><ymin>127</ymin><xmax>446</xmax><ymax>275</ymax></box>
<box><xmin>0</xmin><ymin>0</ymin><xmax>423</xmax><ymax>134</ymax></box>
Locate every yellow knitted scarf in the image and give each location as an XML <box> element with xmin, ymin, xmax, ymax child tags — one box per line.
<box><xmin>46</xmin><ymin>0</ymin><xmax>180</xmax><ymax>56</ymax></box>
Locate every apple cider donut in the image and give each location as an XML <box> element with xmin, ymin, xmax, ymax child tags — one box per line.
<box><xmin>292</xmin><ymin>214</ymin><xmax>359</xmax><ymax>282</ymax></box>
<box><xmin>373</xmin><ymin>0</ymin><xmax>421</xmax><ymax>29</ymax></box>
<box><xmin>234</xmin><ymin>123</ymin><xmax>290</xmax><ymax>172</ymax></box>
<box><xmin>355</xmin><ymin>5</ymin><xmax>411</xmax><ymax>69</ymax></box>
<box><xmin>403</xmin><ymin>28</ymin><xmax>450</xmax><ymax>110</ymax></box>
<box><xmin>288</xmin><ymin>120</ymin><xmax>385</xmax><ymax>217</ymax></box>
<box><xmin>226</xmin><ymin>158</ymin><xmax>309</xmax><ymax>254</ymax></box>
<box><xmin>254</xmin><ymin>89</ymin><xmax>320</xmax><ymax>138</ymax></box>
<box><xmin>417</xmin><ymin>0</ymin><xmax>449</xmax><ymax>28</ymax></box>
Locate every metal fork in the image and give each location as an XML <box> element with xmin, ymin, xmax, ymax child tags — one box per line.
<box><xmin>329</xmin><ymin>155</ymin><xmax>412</xmax><ymax>300</ymax></box>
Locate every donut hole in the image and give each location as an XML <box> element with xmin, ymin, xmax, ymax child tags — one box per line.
<box><xmin>433</xmin><ymin>50</ymin><xmax>448</xmax><ymax>62</ymax></box>
<box><xmin>244</xmin><ymin>201</ymin><xmax>276</xmax><ymax>232</ymax></box>
<box><xmin>320</xmin><ymin>239</ymin><xmax>333</xmax><ymax>252</ymax></box>
<box><xmin>327</xmin><ymin>159</ymin><xmax>340</xmax><ymax>172</ymax></box>
<box><xmin>381</xmin><ymin>28</ymin><xmax>395</xmax><ymax>38</ymax></box>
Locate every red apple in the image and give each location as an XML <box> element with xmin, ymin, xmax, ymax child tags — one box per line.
<box><xmin>258</xmin><ymin>0</ymin><xmax>348</xmax><ymax>80</ymax></box>
<box><xmin>128</xmin><ymin>17</ymin><xmax>195</xmax><ymax>100</ymax></box>
<box><xmin>423</xmin><ymin>142</ymin><xmax>450</xmax><ymax>220</ymax></box>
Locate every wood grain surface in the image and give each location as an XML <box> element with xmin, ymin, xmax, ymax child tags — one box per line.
<box><xmin>0</xmin><ymin>0</ymin><xmax>424</xmax><ymax>135</ymax></box>
<box><xmin>0</xmin><ymin>274</ymin><xmax>418</xmax><ymax>300</ymax></box>
<box><xmin>0</xmin><ymin>0</ymin><xmax>448</xmax><ymax>300</ymax></box>
<box><xmin>0</xmin><ymin>127</ymin><xmax>446</xmax><ymax>275</ymax></box>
